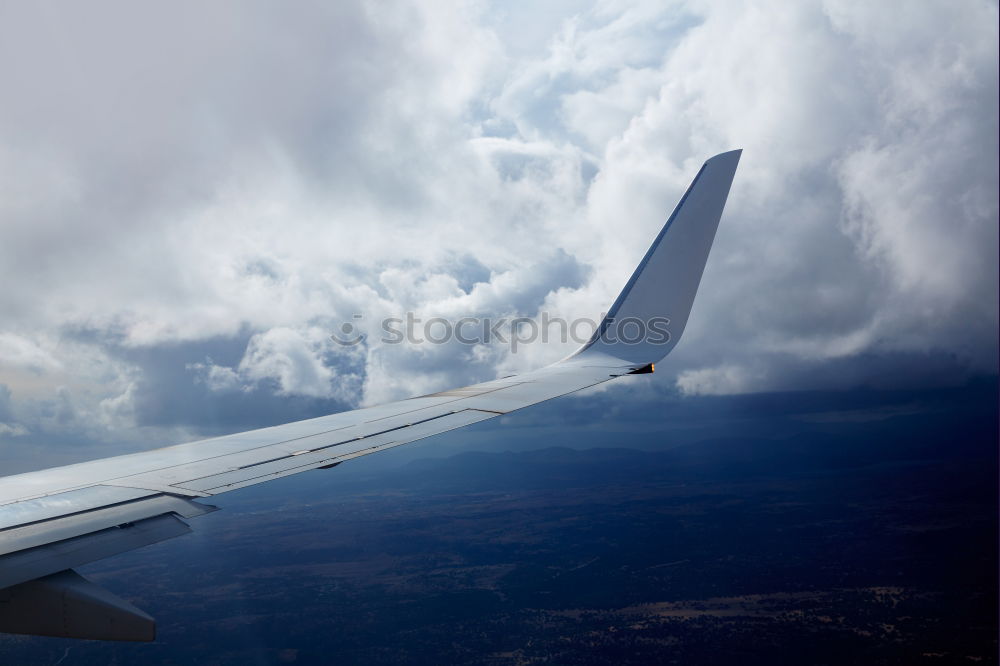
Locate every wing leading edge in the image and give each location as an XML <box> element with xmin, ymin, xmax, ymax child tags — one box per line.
<box><xmin>0</xmin><ymin>150</ymin><xmax>741</xmax><ymax>641</ymax></box>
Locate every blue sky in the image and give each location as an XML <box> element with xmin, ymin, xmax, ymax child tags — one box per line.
<box><xmin>0</xmin><ymin>1</ymin><xmax>997</xmax><ymax>473</ymax></box>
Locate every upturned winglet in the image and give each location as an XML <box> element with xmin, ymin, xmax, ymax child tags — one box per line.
<box><xmin>576</xmin><ymin>149</ymin><xmax>741</xmax><ymax>364</ymax></box>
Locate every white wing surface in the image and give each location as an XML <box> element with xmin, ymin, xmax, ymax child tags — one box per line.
<box><xmin>0</xmin><ymin>150</ymin><xmax>741</xmax><ymax>641</ymax></box>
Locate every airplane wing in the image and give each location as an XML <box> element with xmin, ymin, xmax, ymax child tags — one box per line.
<box><xmin>0</xmin><ymin>150</ymin><xmax>741</xmax><ymax>641</ymax></box>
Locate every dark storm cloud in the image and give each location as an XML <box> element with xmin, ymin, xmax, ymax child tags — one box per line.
<box><xmin>106</xmin><ymin>333</ymin><xmax>357</xmax><ymax>432</ymax></box>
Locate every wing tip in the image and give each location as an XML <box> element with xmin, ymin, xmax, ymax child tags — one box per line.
<box><xmin>706</xmin><ymin>148</ymin><xmax>742</xmax><ymax>165</ymax></box>
<box><xmin>572</xmin><ymin>149</ymin><xmax>742</xmax><ymax>365</ymax></box>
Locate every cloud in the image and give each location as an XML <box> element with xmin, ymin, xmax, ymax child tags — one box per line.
<box><xmin>226</xmin><ymin>326</ymin><xmax>362</xmax><ymax>400</ymax></box>
<box><xmin>0</xmin><ymin>0</ymin><xmax>995</xmax><ymax>464</ymax></box>
<box><xmin>565</xmin><ymin>0</ymin><xmax>998</xmax><ymax>393</ymax></box>
<box><xmin>0</xmin><ymin>333</ymin><xmax>62</xmax><ymax>372</ymax></box>
<box><xmin>676</xmin><ymin>364</ymin><xmax>759</xmax><ymax>397</ymax></box>
<box><xmin>0</xmin><ymin>385</ymin><xmax>27</xmax><ymax>438</ymax></box>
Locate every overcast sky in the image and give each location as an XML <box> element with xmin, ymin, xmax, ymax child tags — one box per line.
<box><xmin>0</xmin><ymin>0</ymin><xmax>997</xmax><ymax>470</ymax></box>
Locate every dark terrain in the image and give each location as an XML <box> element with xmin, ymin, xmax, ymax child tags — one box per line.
<box><xmin>0</xmin><ymin>381</ymin><xmax>996</xmax><ymax>665</ymax></box>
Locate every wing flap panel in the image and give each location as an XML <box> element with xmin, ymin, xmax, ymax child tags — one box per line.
<box><xmin>0</xmin><ymin>495</ymin><xmax>217</xmax><ymax>557</ymax></box>
<box><xmin>0</xmin><ymin>514</ymin><xmax>192</xmax><ymax>590</ymax></box>
<box><xmin>0</xmin><ymin>485</ymin><xmax>156</xmax><ymax>523</ymax></box>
